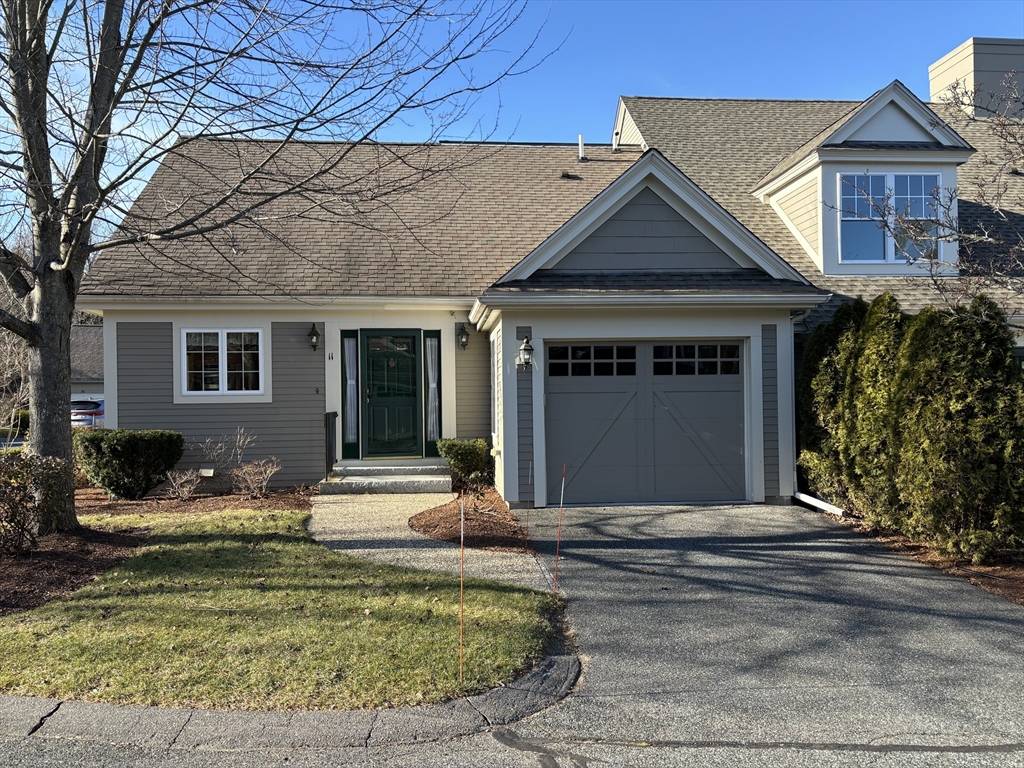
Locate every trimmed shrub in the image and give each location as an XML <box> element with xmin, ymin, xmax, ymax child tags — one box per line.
<box><xmin>797</xmin><ymin>299</ymin><xmax>868</xmax><ymax>507</ymax></box>
<box><xmin>800</xmin><ymin>293</ymin><xmax>1024</xmax><ymax>561</ymax></box>
<box><xmin>74</xmin><ymin>429</ymin><xmax>184</xmax><ymax>500</ymax></box>
<box><xmin>892</xmin><ymin>298</ymin><xmax>1024</xmax><ymax>560</ymax></box>
<box><xmin>0</xmin><ymin>453</ymin><xmax>63</xmax><ymax>553</ymax></box>
<box><xmin>846</xmin><ymin>293</ymin><xmax>905</xmax><ymax>524</ymax></box>
<box><xmin>437</xmin><ymin>438</ymin><xmax>493</xmax><ymax>486</ymax></box>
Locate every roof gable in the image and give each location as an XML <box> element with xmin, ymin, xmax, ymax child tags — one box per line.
<box><xmin>498</xmin><ymin>150</ymin><xmax>809</xmax><ymax>285</ymax></box>
<box><xmin>754</xmin><ymin>81</ymin><xmax>973</xmax><ymax>196</ymax></box>
<box><xmin>823</xmin><ymin>81</ymin><xmax>969</xmax><ymax>147</ymax></box>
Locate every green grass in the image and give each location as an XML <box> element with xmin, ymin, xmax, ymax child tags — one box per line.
<box><xmin>0</xmin><ymin>508</ymin><xmax>560</xmax><ymax>710</ymax></box>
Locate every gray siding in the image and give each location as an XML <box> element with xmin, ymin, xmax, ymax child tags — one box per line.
<box><xmin>777</xmin><ymin>177</ymin><xmax>818</xmax><ymax>255</ymax></box>
<box><xmin>555</xmin><ymin>187</ymin><xmax>738</xmax><ymax>271</ymax></box>
<box><xmin>761</xmin><ymin>325</ymin><xmax>779</xmax><ymax>497</ymax></box>
<box><xmin>516</xmin><ymin>326</ymin><xmax>534</xmax><ymax>505</ymax></box>
<box><xmin>117</xmin><ymin>321</ymin><xmax>326</xmax><ymax>487</ymax></box>
<box><xmin>455</xmin><ymin>324</ymin><xmax>491</xmax><ymax>439</ymax></box>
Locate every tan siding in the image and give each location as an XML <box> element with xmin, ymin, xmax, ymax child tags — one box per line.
<box><xmin>555</xmin><ymin>187</ymin><xmax>738</xmax><ymax>271</ymax></box>
<box><xmin>117</xmin><ymin>321</ymin><xmax>326</xmax><ymax>487</ymax></box>
<box><xmin>777</xmin><ymin>177</ymin><xmax>819</xmax><ymax>256</ymax></box>
<box><xmin>618</xmin><ymin>110</ymin><xmax>644</xmax><ymax>147</ymax></box>
<box><xmin>455</xmin><ymin>325</ymin><xmax>491</xmax><ymax>438</ymax></box>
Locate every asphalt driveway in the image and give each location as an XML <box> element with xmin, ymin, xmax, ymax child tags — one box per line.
<box><xmin>502</xmin><ymin>503</ymin><xmax>1024</xmax><ymax>762</ymax></box>
<box><xmin>3</xmin><ymin>502</ymin><xmax>1024</xmax><ymax>767</ymax></box>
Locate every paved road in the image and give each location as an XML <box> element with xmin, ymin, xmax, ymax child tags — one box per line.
<box><xmin>3</xmin><ymin>504</ymin><xmax>1024</xmax><ymax>766</ymax></box>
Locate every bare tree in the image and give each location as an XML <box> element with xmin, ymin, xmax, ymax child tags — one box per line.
<box><xmin>0</xmin><ymin>0</ymin><xmax>542</xmax><ymax>531</ymax></box>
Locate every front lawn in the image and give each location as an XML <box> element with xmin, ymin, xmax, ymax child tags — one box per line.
<box><xmin>0</xmin><ymin>507</ymin><xmax>559</xmax><ymax>710</ymax></box>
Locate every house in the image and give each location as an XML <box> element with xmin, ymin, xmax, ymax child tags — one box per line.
<box><xmin>79</xmin><ymin>37</ymin><xmax>1024</xmax><ymax>507</ymax></box>
<box><xmin>70</xmin><ymin>324</ymin><xmax>104</xmax><ymax>395</ymax></box>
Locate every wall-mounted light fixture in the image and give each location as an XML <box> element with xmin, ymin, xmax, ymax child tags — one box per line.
<box><xmin>516</xmin><ymin>336</ymin><xmax>534</xmax><ymax>371</ymax></box>
<box><xmin>456</xmin><ymin>323</ymin><xmax>470</xmax><ymax>350</ymax></box>
<box><xmin>307</xmin><ymin>323</ymin><xmax>321</xmax><ymax>351</ymax></box>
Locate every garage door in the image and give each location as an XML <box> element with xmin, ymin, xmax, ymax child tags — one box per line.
<box><xmin>545</xmin><ymin>341</ymin><xmax>745</xmax><ymax>505</ymax></box>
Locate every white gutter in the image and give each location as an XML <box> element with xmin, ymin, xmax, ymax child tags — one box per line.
<box><xmin>76</xmin><ymin>295</ymin><xmax>478</xmax><ymax>311</ymax></box>
<box><xmin>478</xmin><ymin>292</ymin><xmax>832</xmax><ymax>311</ymax></box>
<box><xmin>794</xmin><ymin>492</ymin><xmax>844</xmax><ymax>518</ymax></box>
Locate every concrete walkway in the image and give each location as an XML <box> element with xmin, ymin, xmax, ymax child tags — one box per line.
<box><xmin>307</xmin><ymin>493</ymin><xmax>554</xmax><ymax>592</ymax></box>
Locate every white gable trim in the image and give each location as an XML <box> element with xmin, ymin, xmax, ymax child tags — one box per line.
<box><xmin>497</xmin><ymin>151</ymin><xmax>809</xmax><ymax>285</ymax></box>
<box><xmin>824</xmin><ymin>80</ymin><xmax>971</xmax><ymax>148</ymax></box>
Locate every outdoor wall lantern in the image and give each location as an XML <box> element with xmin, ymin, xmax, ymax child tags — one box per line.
<box><xmin>307</xmin><ymin>323</ymin><xmax>321</xmax><ymax>351</ymax></box>
<box><xmin>456</xmin><ymin>323</ymin><xmax>470</xmax><ymax>350</ymax></box>
<box><xmin>516</xmin><ymin>336</ymin><xmax>534</xmax><ymax>372</ymax></box>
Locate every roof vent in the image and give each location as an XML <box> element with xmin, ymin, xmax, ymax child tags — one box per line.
<box><xmin>578</xmin><ymin>134</ymin><xmax>588</xmax><ymax>163</ymax></box>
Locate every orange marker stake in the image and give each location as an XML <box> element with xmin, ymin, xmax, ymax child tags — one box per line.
<box><xmin>459</xmin><ymin>494</ymin><xmax>465</xmax><ymax>684</ymax></box>
<box><xmin>553</xmin><ymin>463</ymin><xmax>566</xmax><ymax>594</ymax></box>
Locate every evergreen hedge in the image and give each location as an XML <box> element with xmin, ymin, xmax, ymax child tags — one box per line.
<box><xmin>799</xmin><ymin>293</ymin><xmax>1024</xmax><ymax>561</ymax></box>
<box><xmin>74</xmin><ymin>429</ymin><xmax>184</xmax><ymax>500</ymax></box>
<box><xmin>437</xmin><ymin>437</ymin><xmax>493</xmax><ymax>487</ymax></box>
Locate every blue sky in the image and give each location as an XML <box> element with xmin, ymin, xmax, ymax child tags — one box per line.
<box><xmin>378</xmin><ymin>0</ymin><xmax>1024</xmax><ymax>144</ymax></box>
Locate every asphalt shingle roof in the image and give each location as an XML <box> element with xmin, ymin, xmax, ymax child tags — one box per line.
<box><xmin>83</xmin><ymin>141</ymin><xmax>641</xmax><ymax>298</ymax></box>
<box><xmin>486</xmin><ymin>269</ymin><xmax>823</xmax><ymax>296</ymax></box>
<box><xmin>70</xmin><ymin>325</ymin><xmax>104</xmax><ymax>382</ymax></box>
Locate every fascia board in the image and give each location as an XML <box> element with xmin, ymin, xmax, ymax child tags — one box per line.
<box><xmin>818</xmin><ymin>148</ymin><xmax>975</xmax><ymax>164</ymax></box>
<box><xmin>478</xmin><ymin>291</ymin><xmax>831</xmax><ymax>311</ymax></box>
<box><xmin>76</xmin><ymin>295</ymin><xmax>478</xmax><ymax>311</ymax></box>
<box><xmin>752</xmin><ymin>154</ymin><xmax>820</xmax><ymax>201</ymax></box>
<box><xmin>826</xmin><ymin>81</ymin><xmax>972</xmax><ymax>148</ymax></box>
<box><xmin>612</xmin><ymin>98</ymin><xmax>629</xmax><ymax>149</ymax></box>
<box><xmin>499</xmin><ymin>151</ymin><xmax>810</xmax><ymax>286</ymax></box>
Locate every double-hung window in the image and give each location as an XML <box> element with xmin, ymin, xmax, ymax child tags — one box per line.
<box><xmin>839</xmin><ymin>173</ymin><xmax>941</xmax><ymax>262</ymax></box>
<box><xmin>183</xmin><ymin>329</ymin><xmax>264</xmax><ymax>395</ymax></box>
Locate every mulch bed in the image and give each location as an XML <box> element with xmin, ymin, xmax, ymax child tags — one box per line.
<box><xmin>409</xmin><ymin>487</ymin><xmax>532</xmax><ymax>553</ymax></box>
<box><xmin>0</xmin><ymin>487</ymin><xmax>315</xmax><ymax>616</ymax></box>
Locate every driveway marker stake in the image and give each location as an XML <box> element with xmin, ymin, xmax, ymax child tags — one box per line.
<box><xmin>459</xmin><ymin>494</ymin><xmax>465</xmax><ymax>684</ymax></box>
<box><xmin>553</xmin><ymin>463</ymin><xmax>566</xmax><ymax>594</ymax></box>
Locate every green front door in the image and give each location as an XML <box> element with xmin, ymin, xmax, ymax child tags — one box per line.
<box><xmin>362</xmin><ymin>332</ymin><xmax>421</xmax><ymax>457</ymax></box>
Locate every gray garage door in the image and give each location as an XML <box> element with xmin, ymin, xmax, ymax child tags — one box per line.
<box><xmin>545</xmin><ymin>341</ymin><xmax>745</xmax><ymax>505</ymax></box>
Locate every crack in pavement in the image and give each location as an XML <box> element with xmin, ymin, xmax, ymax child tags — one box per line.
<box><xmin>25</xmin><ymin>702</ymin><xmax>61</xmax><ymax>737</ymax></box>
<box><xmin>166</xmin><ymin>711</ymin><xmax>193</xmax><ymax>749</ymax></box>
<box><xmin>499</xmin><ymin>731</ymin><xmax>1024</xmax><ymax>755</ymax></box>
<box><xmin>493</xmin><ymin>729</ymin><xmax>594</xmax><ymax>767</ymax></box>
<box><xmin>465</xmin><ymin>698</ymin><xmax>492</xmax><ymax>727</ymax></box>
<box><xmin>364</xmin><ymin>711</ymin><xmax>377</xmax><ymax>748</ymax></box>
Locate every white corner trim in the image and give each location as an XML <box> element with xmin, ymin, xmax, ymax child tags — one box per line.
<box><xmin>103</xmin><ymin>318</ymin><xmax>119</xmax><ymax>429</ymax></box>
<box><xmin>497</xmin><ymin>151</ymin><xmax>810</xmax><ymax>286</ymax></box>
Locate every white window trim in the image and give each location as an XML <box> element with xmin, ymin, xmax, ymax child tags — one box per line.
<box><xmin>837</xmin><ymin>172</ymin><xmax>945</xmax><ymax>264</ymax></box>
<box><xmin>176</xmin><ymin>327</ymin><xmax>272</xmax><ymax>404</ymax></box>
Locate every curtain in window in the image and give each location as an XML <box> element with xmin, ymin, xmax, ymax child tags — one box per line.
<box><xmin>343</xmin><ymin>336</ymin><xmax>358</xmax><ymax>444</ymax></box>
<box><xmin>425</xmin><ymin>336</ymin><xmax>440</xmax><ymax>441</ymax></box>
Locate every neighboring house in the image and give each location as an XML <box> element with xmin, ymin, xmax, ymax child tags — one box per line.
<box><xmin>79</xmin><ymin>37</ymin><xmax>1024</xmax><ymax>507</ymax></box>
<box><xmin>70</xmin><ymin>324</ymin><xmax>104</xmax><ymax>395</ymax></box>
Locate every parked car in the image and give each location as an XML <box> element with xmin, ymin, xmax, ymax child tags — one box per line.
<box><xmin>71</xmin><ymin>397</ymin><xmax>104</xmax><ymax>429</ymax></box>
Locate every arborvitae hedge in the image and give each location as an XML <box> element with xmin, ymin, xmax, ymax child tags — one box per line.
<box><xmin>799</xmin><ymin>293</ymin><xmax>1024</xmax><ymax>561</ymax></box>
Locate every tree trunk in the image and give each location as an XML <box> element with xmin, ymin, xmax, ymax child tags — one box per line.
<box><xmin>26</xmin><ymin>268</ymin><xmax>78</xmax><ymax>533</ymax></box>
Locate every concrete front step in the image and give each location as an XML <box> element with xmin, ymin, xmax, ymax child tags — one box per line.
<box><xmin>319</xmin><ymin>474</ymin><xmax>452</xmax><ymax>495</ymax></box>
<box><xmin>331</xmin><ymin>464</ymin><xmax>450</xmax><ymax>477</ymax></box>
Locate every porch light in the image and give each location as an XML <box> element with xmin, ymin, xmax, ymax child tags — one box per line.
<box><xmin>516</xmin><ymin>336</ymin><xmax>534</xmax><ymax>371</ymax></box>
<box><xmin>307</xmin><ymin>323</ymin><xmax>320</xmax><ymax>351</ymax></box>
<box><xmin>456</xmin><ymin>323</ymin><xmax>470</xmax><ymax>350</ymax></box>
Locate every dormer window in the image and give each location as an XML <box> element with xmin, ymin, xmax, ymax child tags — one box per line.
<box><xmin>839</xmin><ymin>173</ymin><xmax>940</xmax><ymax>263</ymax></box>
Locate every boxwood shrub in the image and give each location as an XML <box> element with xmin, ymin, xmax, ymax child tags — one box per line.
<box><xmin>437</xmin><ymin>437</ymin><xmax>493</xmax><ymax>486</ymax></box>
<box><xmin>74</xmin><ymin>429</ymin><xmax>184</xmax><ymax>500</ymax></box>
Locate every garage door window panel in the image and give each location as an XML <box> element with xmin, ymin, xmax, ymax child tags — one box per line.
<box><xmin>549</xmin><ymin>345</ymin><xmax>638</xmax><ymax>377</ymax></box>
